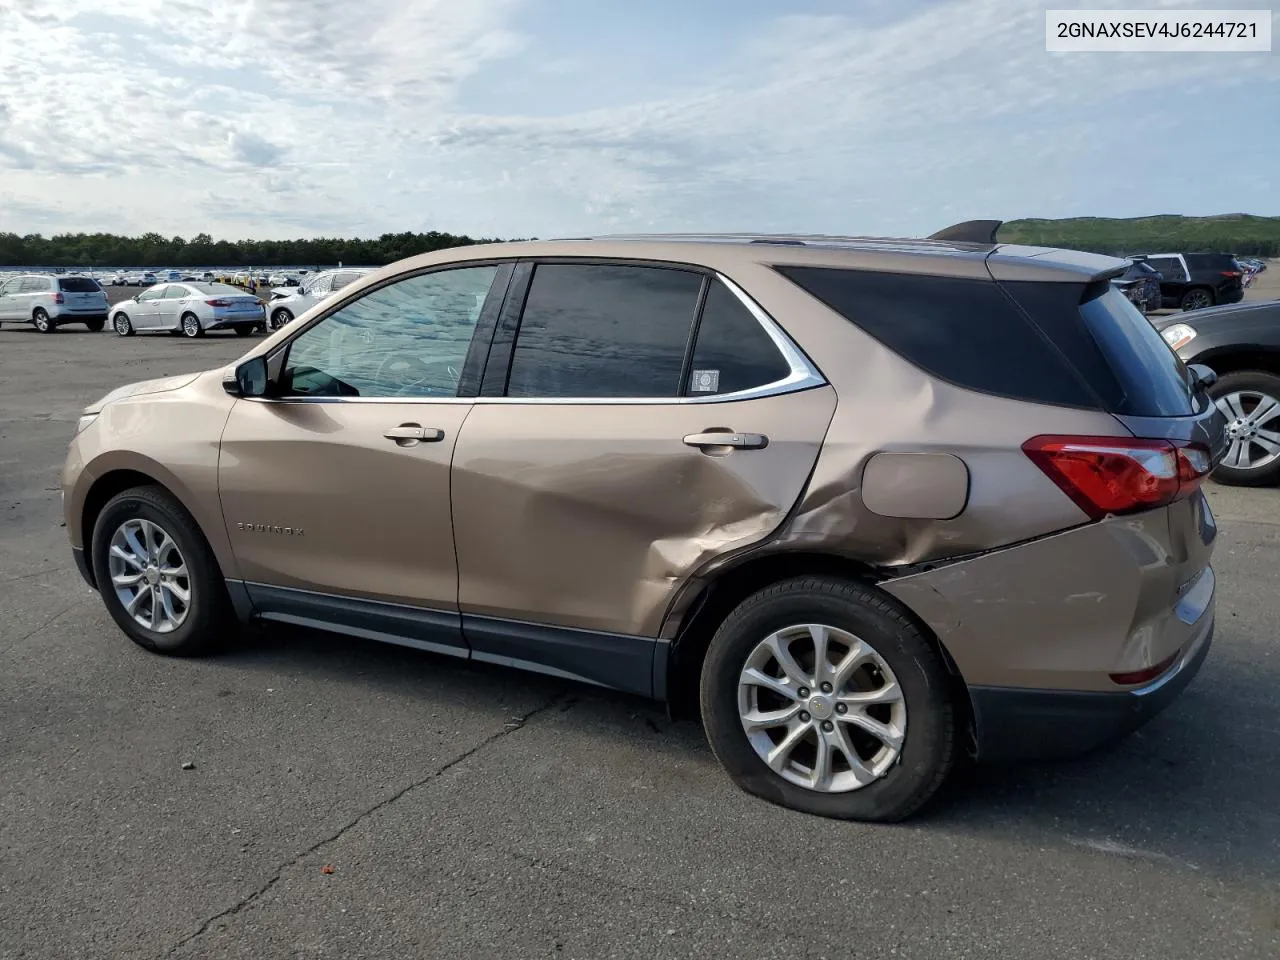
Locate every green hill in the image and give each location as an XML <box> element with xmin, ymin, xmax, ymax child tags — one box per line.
<box><xmin>998</xmin><ymin>215</ymin><xmax>1280</xmax><ymax>257</ymax></box>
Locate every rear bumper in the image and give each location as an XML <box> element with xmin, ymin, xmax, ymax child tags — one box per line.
<box><xmin>968</xmin><ymin>612</ymin><xmax>1213</xmax><ymax>762</ymax></box>
<box><xmin>207</xmin><ymin>315</ymin><xmax>265</xmax><ymax>330</ymax></box>
<box><xmin>51</xmin><ymin>311</ymin><xmax>108</xmax><ymax>323</ymax></box>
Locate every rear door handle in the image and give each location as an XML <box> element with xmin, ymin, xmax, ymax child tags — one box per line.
<box><xmin>683</xmin><ymin>431</ymin><xmax>769</xmax><ymax>450</ymax></box>
<box><xmin>384</xmin><ymin>423</ymin><xmax>445</xmax><ymax>446</ymax></box>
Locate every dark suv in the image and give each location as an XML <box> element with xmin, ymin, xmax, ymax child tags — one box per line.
<box><xmin>1141</xmin><ymin>253</ymin><xmax>1245</xmax><ymax>311</ymax></box>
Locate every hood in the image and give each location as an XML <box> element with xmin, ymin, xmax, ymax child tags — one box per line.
<box><xmin>84</xmin><ymin>372</ymin><xmax>203</xmax><ymax>413</ymax></box>
<box><xmin>270</xmin><ymin>286</ymin><xmax>295</xmax><ymax>298</ymax></box>
<box><xmin>1149</xmin><ymin>298</ymin><xmax>1280</xmax><ymax>330</ymax></box>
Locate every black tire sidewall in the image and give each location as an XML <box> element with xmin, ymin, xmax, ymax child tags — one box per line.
<box><xmin>1209</xmin><ymin>370</ymin><xmax>1280</xmax><ymax>487</ymax></box>
<box><xmin>90</xmin><ymin>487</ymin><xmax>228</xmax><ymax>656</ymax></box>
<box><xmin>1181</xmin><ymin>288</ymin><xmax>1214</xmax><ymax>310</ymax></box>
<box><xmin>34</xmin><ymin>310</ymin><xmax>52</xmax><ymax>332</ymax></box>
<box><xmin>182</xmin><ymin>313</ymin><xmax>202</xmax><ymax>337</ymax></box>
<box><xmin>272</xmin><ymin>309</ymin><xmax>291</xmax><ymax>329</ymax></box>
<box><xmin>700</xmin><ymin>578</ymin><xmax>955</xmax><ymax>822</ymax></box>
<box><xmin>114</xmin><ymin>313</ymin><xmax>133</xmax><ymax>336</ymax></box>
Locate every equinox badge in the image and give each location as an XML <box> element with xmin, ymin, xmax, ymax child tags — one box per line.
<box><xmin>237</xmin><ymin>522</ymin><xmax>304</xmax><ymax>536</ymax></box>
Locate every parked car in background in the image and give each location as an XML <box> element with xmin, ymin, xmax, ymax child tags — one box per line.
<box><xmin>64</xmin><ymin>225</ymin><xmax>1222</xmax><ymax>822</ymax></box>
<box><xmin>109</xmin><ymin>282</ymin><xmax>266</xmax><ymax>339</ymax></box>
<box><xmin>1152</xmin><ymin>298</ymin><xmax>1280</xmax><ymax>486</ymax></box>
<box><xmin>1113</xmin><ymin>257</ymin><xmax>1162</xmax><ymax>314</ymax></box>
<box><xmin>1140</xmin><ymin>252</ymin><xmax>1245</xmax><ymax>311</ymax></box>
<box><xmin>0</xmin><ymin>274</ymin><xmax>109</xmax><ymax>332</ymax></box>
<box><xmin>266</xmin><ymin>267</ymin><xmax>374</xmax><ymax>329</ymax></box>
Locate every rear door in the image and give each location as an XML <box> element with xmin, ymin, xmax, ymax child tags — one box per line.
<box><xmin>450</xmin><ymin>260</ymin><xmax>836</xmax><ymax>695</ymax></box>
<box><xmin>154</xmin><ymin>285</ymin><xmax>190</xmax><ymax>328</ymax></box>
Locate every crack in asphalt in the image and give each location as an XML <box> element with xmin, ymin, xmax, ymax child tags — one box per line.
<box><xmin>0</xmin><ymin>565</ymin><xmax>72</xmax><ymax>585</ymax></box>
<box><xmin>157</xmin><ymin>693</ymin><xmax>568</xmax><ymax>959</ymax></box>
<box><xmin>3</xmin><ymin>597</ymin><xmax>92</xmax><ymax>648</ymax></box>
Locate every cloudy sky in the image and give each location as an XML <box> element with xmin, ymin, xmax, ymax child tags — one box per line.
<box><xmin>0</xmin><ymin>0</ymin><xmax>1276</xmax><ymax>240</ymax></box>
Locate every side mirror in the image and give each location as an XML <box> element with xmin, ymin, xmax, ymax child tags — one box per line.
<box><xmin>223</xmin><ymin>356</ymin><xmax>270</xmax><ymax>397</ymax></box>
<box><xmin>1188</xmin><ymin>363</ymin><xmax>1218</xmax><ymax>391</ymax></box>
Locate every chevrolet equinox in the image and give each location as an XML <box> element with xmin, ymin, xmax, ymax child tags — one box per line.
<box><xmin>63</xmin><ymin>221</ymin><xmax>1225</xmax><ymax>821</ymax></box>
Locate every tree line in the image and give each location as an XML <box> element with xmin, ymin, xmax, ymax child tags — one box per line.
<box><xmin>0</xmin><ymin>230</ymin><xmax>505</xmax><ymax>268</ymax></box>
<box><xmin>999</xmin><ymin>215</ymin><xmax>1280</xmax><ymax>257</ymax></box>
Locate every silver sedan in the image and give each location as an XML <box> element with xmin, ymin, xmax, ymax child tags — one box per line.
<box><xmin>110</xmin><ymin>282</ymin><xmax>267</xmax><ymax>338</ymax></box>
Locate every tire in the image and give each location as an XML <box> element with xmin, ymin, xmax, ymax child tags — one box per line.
<box><xmin>234</xmin><ymin>325</ymin><xmax>254</xmax><ymax>337</ymax></box>
<box><xmin>1208</xmin><ymin>369</ymin><xmax>1280</xmax><ymax>487</ymax></box>
<box><xmin>113</xmin><ymin>313</ymin><xmax>135</xmax><ymax>337</ymax></box>
<box><xmin>1180</xmin><ymin>287</ymin><xmax>1214</xmax><ymax>311</ymax></box>
<box><xmin>84</xmin><ymin>317</ymin><xmax>105</xmax><ymax>332</ymax></box>
<box><xmin>90</xmin><ymin>485</ymin><xmax>233</xmax><ymax>657</ymax></box>
<box><xmin>33</xmin><ymin>309</ymin><xmax>54</xmax><ymax>333</ymax></box>
<box><xmin>699</xmin><ymin>577</ymin><xmax>956</xmax><ymax>822</ymax></box>
<box><xmin>181</xmin><ymin>312</ymin><xmax>204</xmax><ymax>338</ymax></box>
<box><xmin>270</xmin><ymin>308</ymin><xmax>292</xmax><ymax>330</ymax></box>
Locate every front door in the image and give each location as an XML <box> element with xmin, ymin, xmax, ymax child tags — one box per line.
<box><xmin>217</xmin><ymin>262</ymin><xmax>508</xmax><ymax>654</ymax></box>
<box><xmin>451</xmin><ymin>261</ymin><xmax>836</xmax><ymax>695</ymax></box>
<box><xmin>129</xmin><ymin>288</ymin><xmax>164</xmax><ymax>329</ymax></box>
<box><xmin>154</xmin><ymin>285</ymin><xmax>189</xmax><ymax>329</ymax></box>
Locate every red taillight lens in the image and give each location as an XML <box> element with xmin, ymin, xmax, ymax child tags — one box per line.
<box><xmin>53</xmin><ymin>292</ymin><xmax>65</xmax><ymax>304</ymax></box>
<box><xmin>1022</xmin><ymin>435</ymin><xmax>1210</xmax><ymax>520</ymax></box>
<box><xmin>1110</xmin><ymin>649</ymin><xmax>1180</xmax><ymax>686</ymax></box>
<box><xmin>1221</xmin><ymin>270</ymin><xmax>1242</xmax><ymax>278</ymax></box>
<box><xmin>205</xmin><ymin>299</ymin><xmax>230</xmax><ymax>306</ymax></box>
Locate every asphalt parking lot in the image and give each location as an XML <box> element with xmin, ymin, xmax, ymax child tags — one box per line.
<box><xmin>1</xmin><ymin>319</ymin><xmax>1278</xmax><ymax>960</ymax></box>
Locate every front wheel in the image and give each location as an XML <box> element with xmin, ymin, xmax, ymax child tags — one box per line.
<box><xmin>33</xmin><ymin>309</ymin><xmax>54</xmax><ymax>333</ymax></box>
<box><xmin>90</xmin><ymin>485</ymin><xmax>233</xmax><ymax>656</ymax></box>
<box><xmin>270</xmin><ymin>308</ymin><xmax>292</xmax><ymax>330</ymax></box>
<box><xmin>1209</xmin><ymin>370</ymin><xmax>1280</xmax><ymax>487</ymax></box>
<box><xmin>181</xmin><ymin>312</ymin><xmax>204</xmax><ymax>338</ymax></box>
<box><xmin>699</xmin><ymin>577</ymin><xmax>957</xmax><ymax>822</ymax></box>
<box><xmin>113</xmin><ymin>313</ymin><xmax>135</xmax><ymax>336</ymax></box>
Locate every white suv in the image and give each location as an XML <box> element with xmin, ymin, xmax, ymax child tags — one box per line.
<box><xmin>0</xmin><ymin>274</ymin><xmax>110</xmax><ymax>332</ymax></box>
<box><xmin>266</xmin><ymin>268</ymin><xmax>373</xmax><ymax>329</ymax></box>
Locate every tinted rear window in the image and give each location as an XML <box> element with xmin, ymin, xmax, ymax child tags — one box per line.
<box><xmin>58</xmin><ymin>277</ymin><xmax>101</xmax><ymax>292</ymax></box>
<box><xmin>774</xmin><ymin>266</ymin><xmax>1098</xmax><ymax>408</ymax></box>
<box><xmin>1183</xmin><ymin>253</ymin><xmax>1238</xmax><ymax>270</ymax></box>
<box><xmin>1076</xmin><ymin>285</ymin><xmax>1194</xmax><ymax>416</ymax></box>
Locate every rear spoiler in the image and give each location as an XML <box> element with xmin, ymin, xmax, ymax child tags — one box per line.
<box><xmin>927</xmin><ymin>219</ymin><xmax>1003</xmax><ymax>244</ymax></box>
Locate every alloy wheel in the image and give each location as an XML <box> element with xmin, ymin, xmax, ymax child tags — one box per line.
<box><xmin>182</xmin><ymin>314</ymin><xmax>200</xmax><ymax>337</ymax></box>
<box><xmin>1215</xmin><ymin>390</ymin><xmax>1280</xmax><ymax>472</ymax></box>
<box><xmin>737</xmin><ymin>623</ymin><xmax>906</xmax><ymax>793</ymax></box>
<box><xmin>107</xmin><ymin>518</ymin><xmax>191</xmax><ymax>634</ymax></box>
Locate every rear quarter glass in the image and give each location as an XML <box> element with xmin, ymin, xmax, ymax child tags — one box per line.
<box><xmin>999</xmin><ymin>281</ymin><xmax>1195</xmax><ymax>418</ymax></box>
<box><xmin>773</xmin><ymin>266</ymin><xmax>1100</xmax><ymax>409</ymax></box>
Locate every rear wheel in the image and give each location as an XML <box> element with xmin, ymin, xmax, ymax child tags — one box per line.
<box><xmin>113</xmin><ymin>313</ymin><xmax>135</xmax><ymax>336</ymax></box>
<box><xmin>1180</xmin><ymin>287</ymin><xmax>1214</xmax><ymax>311</ymax></box>
<box><xmin>1209</xmin><ymin>370</ymin><xmax>1280</xmax><ymax>487</ymax></box>
<box><xmin>85</xmin><ymin>317</ymin><xmax>105</xmax><ymax>332</ymax></box>
<box><xmin>699</xmin><ymin>577</ymin><xmax>956</xmax><ymax>822</ymax></box>
<box><xmin>234</xmin><ymin>325</ymin><xmax>254</xmax><ymax>337</ymax></box>
<box><xmin>181</xmin><ymin>312</ymin><xmax>204</xmax><ymax>338</ymax></box>
<box><xmin>33</xmin><ymin>309</ymin><xmax>54</xmax><ymax>333</ymax></box>
<box><xmin>90</xmin><ymin>485</ymin><xmax>233</xmax><ymax>656</ymax></box>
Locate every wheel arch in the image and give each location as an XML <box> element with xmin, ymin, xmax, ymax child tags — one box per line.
<box><xmin>662</xmin><ymin>551</ymin><xmax>974</xmax><ymax>748</ymax></box>
<box><xmin>1193</xmin><ymin>347</ymin><xmax>1280</xmax><ymax>378</ymax></box>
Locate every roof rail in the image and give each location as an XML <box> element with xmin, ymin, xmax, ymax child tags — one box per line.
<box><xmin>926</xmin><ymin>220</ymin><xmax>1003</xmax><ymax>244</ymax></box>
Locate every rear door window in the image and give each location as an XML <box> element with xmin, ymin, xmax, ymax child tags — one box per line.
<box><xmin>687</xmin><ymin>279</ymin><xmax>791</xmax><ymax>395</ymax></box>
<box><xmin>504</xmin><ymin>263</ymin><xmax>703</xmax><ymax>399</ymax></box>
<box><xmin>1146</xmin><ymin>257</ymin><xmax>1186</xmax><ymax>282</ymax></box>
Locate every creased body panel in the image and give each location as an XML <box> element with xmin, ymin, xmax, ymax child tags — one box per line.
<box><xmin>452</xmin><ymin>387</ymin><xmax>837</xmax><ymax>637</ymax></box>
<box><xmin>63</xmin><ymin>372</ymin><xmax>238</xmax><ymax>574</ymax></box>
<box><xmin>881</xmin><ymin>495</ymin><xmax>1217</xmax><ymax>692</ymax></box>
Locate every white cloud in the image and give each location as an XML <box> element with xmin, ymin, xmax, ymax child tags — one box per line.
<box><xmin>0</xmin><ymin>0</ymin><xmax>1275</xmax><ymax>240</ymax></box>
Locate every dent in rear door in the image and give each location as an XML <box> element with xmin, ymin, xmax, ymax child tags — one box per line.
<box><xmin>453</xmin><ymin>387</ymin><xmax>837</xmax><ymax>631</ymax></box>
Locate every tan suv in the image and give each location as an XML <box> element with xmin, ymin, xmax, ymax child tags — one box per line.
<box><xmin>63</xmin><ymin>223</ymin><xmax>1225</xmax><ymax>821</ymax></box>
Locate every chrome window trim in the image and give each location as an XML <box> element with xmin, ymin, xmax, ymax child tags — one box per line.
<box><xmin>241</xmin><ymin>267</ymin><xmax>826</xmax><ymax>407</ymax></box>
<box><xmin>481</xmin><ymin>270</ymin><xmax>826</xmax><ymax>406</ymax></box>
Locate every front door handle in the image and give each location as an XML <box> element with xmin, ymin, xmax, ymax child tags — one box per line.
<box><xmin>384</xmin><ymin>423</ymin><xmax>445</xmax><ymax>446</ymax></box>
<box><xmin>683</xmin><ymin>431</ymin><xmax>769</xmax><ymax>450</ymax></box>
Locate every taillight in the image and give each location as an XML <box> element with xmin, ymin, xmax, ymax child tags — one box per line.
<box><xmin>1110</xmin><ymin>649</ymin><xmax>1180</xmax><ymax>686</ymax></box>
<box><xmin>205</xmin><ymin>299</ymin><xmax>230</xmax><ymax>306</ymax></box>
<box><xmin>1220</xmin><ymin>270</ymin><xmax>1242</xmax><ymax>278</ymax></box>
<box><xmin>1022</xmin><ymin>435</ymin><xmax>1210</xmax><ymax>520</ymax></box>
<box><xmin>53</xmin><ymin>292</ymin><xmax>65</xmax><ymax>304</ymax></box>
